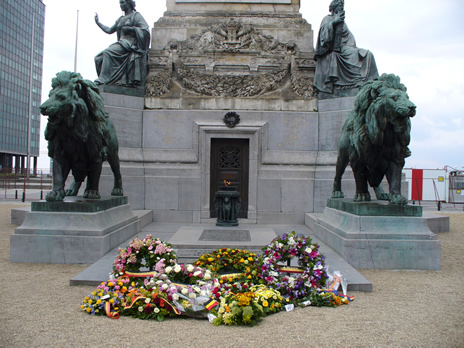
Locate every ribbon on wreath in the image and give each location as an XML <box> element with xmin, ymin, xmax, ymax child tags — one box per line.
<box><xmin>278</xmin><ymin>266</ymin><xmax>305</xmax><ymax>274</ymax></box>
<box><xmin>124</xmin><ymin>291</ymin><xmax>181</xmax><ymax>315</ymax></box>
<box><xmin>124</xmin><ymin>270</ymin><xmax>158</xmax><ymax>278</ymax></box>
<box><xmin>104</xmin><ymin>301</ymin><xmax>120</xmax><ymax>319</ymax></box>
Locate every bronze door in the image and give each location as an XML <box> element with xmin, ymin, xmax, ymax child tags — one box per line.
<box><xmin>210</xmin><ymin>138</ymin><xmax>249</xmax><ymax>218</ymax></box>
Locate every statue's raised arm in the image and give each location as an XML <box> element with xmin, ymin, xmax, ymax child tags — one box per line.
<box><xmin>94</xmin><ymin>0</ymin><xmax>150</xmax><ymax>87</ymax></box>
<box><xmin>314</xmin><ymin>0</ymin><xmax>378</xmax><ymax>98</ymax></box>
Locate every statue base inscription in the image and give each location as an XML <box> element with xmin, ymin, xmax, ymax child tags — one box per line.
<box><xmin>199</xmin><ymin>229</ymin><xmax>251</xmax><ymax>242</ymax></box>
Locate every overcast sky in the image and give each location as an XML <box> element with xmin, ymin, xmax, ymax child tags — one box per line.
<box><xmin>38</xmin><ymin>0</ymin><xmax>464</xmax><ymax>171</ymax></box>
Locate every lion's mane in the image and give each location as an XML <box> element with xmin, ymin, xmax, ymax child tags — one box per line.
<box><xmin>345</xmin><ymin>74</ymin><xmax>413</xmax><ymax>187</ymax></box>
<box><xmin>44</xmin><ymin>72</ymin><xmax>109</xmax><ymax>180</ymax></box>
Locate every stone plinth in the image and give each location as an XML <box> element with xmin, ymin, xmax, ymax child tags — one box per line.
<box><xmin>305</xmin><ymin>199</ymin><xmax>441</xmax><ymax>270</ymax></box>
<box><xmin>326</xmin><ymin>198</ymin><xmax>423</xmax><ymax>217</ymax></box>
<box><xmin>10</xmin><ymin>196</ymin><xmax>139</xmax><ymax>264</ymax></box>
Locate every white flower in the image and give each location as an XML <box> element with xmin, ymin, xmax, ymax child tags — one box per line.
<box><xmin>193</xmin><ymin>271</ymin><xmax>201</xmax><ymax>277</ymax></box>
<box><xmin>204</xmin><ymin>273</ymin><xmax>211</xmax><ymax>280</ymax></box>
<box><xmin>181</xmin><ymin>288</ymin><xmax>189</xmax><ymax>295</ymax></box>
<box><xmin>154</xmin><ymin>307</ymin><xmax>160</xmax><ymax>313</ymax></box>
<box><xmin>188</xmin><ymin>293</ymin><xmax>196</xmax><ymax>299</ymax></box>
<box><xmin>305</xmin><ymin>247</ymin><xmax>312</xmax><ymax>254</ymax></box>
<box><xmin>138</xmin><ymin>306</ymin><xmax>143</xmax><ymax>312</ymax></box>
<box><xmin>194</xmin><ymin>286</ymin><xmax>201</xmax><ymax>293</ymax></box>
<box><xmin>165</xmin><ymin>266</ymin><xmax>172</xmax><ymax>274</ymax></box>
<box><xmin>187</xmin><ymin>265</ymin><xmax>194</xmax><ymax>272</ymax></box>
<box><xmin>145</xmin><ymin>298</ymin><xmax>151</xmax><ymax>304</ymax></box>
<box><xmin>162</xmin><ymin>284</ymin><xmax>169</xmax><ymax>290</ymax></box>
<box><xmin>174</xmin><ymin>265</ymin><xmax>182</xmax><ymax>273</ymax></box>
<box><xmin>172</xmin><ymin>294</ymin><xmax>179</xmax><ymax>301</ymax></box>
<box><xmin>288</xmin><ymin>237</ymin><xmax>295</xmax><ymax>246</ymax></box>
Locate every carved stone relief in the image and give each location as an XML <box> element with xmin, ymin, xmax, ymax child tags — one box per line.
<box><xmin>145</xmin><ymin>18</ymin><xmax>316</xmax><ymax>99</ymax></box>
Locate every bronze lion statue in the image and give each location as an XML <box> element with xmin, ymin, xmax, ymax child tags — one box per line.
<box><xmin>40</xmin><ymin>71</ymin><xmax>123</xmax><ymax>202</ymax></box>
<box><xmin>331</xmin><ymin>73</ymin><xmax>416</xmax><ymax>205</ymax></box>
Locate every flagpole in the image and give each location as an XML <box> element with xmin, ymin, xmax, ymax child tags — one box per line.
<box><xmin>74</xmin><ymin>10</ymin><xmax>79</xmax><ymax>72</ymax></box>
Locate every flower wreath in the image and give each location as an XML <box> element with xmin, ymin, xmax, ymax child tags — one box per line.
<box><xmin>112</xmin><ymin>235</ymin><xmax>177</xmax><ymax>275</ymax></box>
<box><xmin>260</xmin><ymin>231</ymin><xmax>328</xmax><ymax>299</ymax></box>
<box><xmin>194</xmin><ymin>248</ymin><xmax>259</xmax><ymax>279</ymax></box>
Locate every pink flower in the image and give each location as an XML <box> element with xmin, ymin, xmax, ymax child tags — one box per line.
<box><xmin>155</xmin><ymin>258</ymin><xmax>166</xmax><ymax>272</ymax></box>
<box><xmin>155</xmin><ymin>244</ymin><xmax>166</xmax><ymax>254</ymax></box>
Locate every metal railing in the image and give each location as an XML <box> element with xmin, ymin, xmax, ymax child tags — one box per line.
<box><xmin>1</xmin><ymin>168</ymin><xmax>52</xmax><ymax>201</ymax></box>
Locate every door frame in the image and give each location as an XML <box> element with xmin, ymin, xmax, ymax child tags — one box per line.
<box><xmin>198</xmin><ymin>120</ymin><xmax>264</xmax><ymax>223</ymax></box>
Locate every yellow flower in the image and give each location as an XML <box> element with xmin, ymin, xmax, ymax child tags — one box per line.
<box><xmin>208</xmin><ymin>257</ymin><xmax>214</xmax><ymax>262</ymax></box>
<box><xmin>248</xmin><ymin>257</ymin><xmax>253</xmax><ymax>261</ymax></box>
<box><xmin>239</xmin><ymin>258</ymin><xmax>245</xmax><ymax>263</ymax></box>
<box><xmin>88</xmin><ymin>299</ymin><xmax>92</xmax><ymax>305</ymax></box>
<box><xmin>80</xmin><ymin>305</ymin><xmax>85</xmax><ymax>310</ymax></box>
<box><xmin>118</xmin><ymin>281</ymin><xmax>123</xmax><ymax>286</ymax></box>
<box><xmin>92</xmin><ymin>291</ymin><xmax>96</xmax><ymax>296</ymax></box>
<box><xmin>109</xmin><ymin>299</ymin><xmax>115</xmax><ymax>304</ymax></box>
<box><xmin>86</xmin><ymin>307</ymin><xmax>91</xmax><ymax>313</ymax></box>
<box><xmin>262</xmin><ymin>300</ymin><xmax>269</xmax><ymax>307</ymax></box>
<box><xmin>96</xmin><ymin>299</ymin><xmax>102</xmax><ymax>305</ymax></box>
<box><xmin>108</xmin><ymin>282</ymin><xmax>114</xmax><ymax>287</ymax></box>
<box><xmin>247</xmin><ymin>275</ymin><xmax>252</xmax><ymax>279</ymax></box>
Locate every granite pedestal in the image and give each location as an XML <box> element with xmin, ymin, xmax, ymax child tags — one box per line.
<box><xmin>10</xmin><ymin>196</ymin><xmax>139</xmax><ymax>264</ymax></box>
<box><xmin>305</xmin><ymin>198</ymin><xmax>441</xmax><ymax>270</ymax></box>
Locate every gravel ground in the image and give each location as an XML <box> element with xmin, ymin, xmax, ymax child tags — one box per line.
<box><xmin>1</xmin><ymin>203</ymin><xmax>463</xmax><ymax>347</ymax></box>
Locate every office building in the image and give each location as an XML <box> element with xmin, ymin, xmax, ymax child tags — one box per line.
<box><xmin>0</xmin><ymin>0</ymin><xmax>45</xmax><ymax>173</ymax></box>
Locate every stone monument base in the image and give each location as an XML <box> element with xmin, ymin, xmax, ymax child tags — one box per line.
<box><xmin>305</xmin><ymin>199</ymin><xmax>441</xmax><ymax>270</ymax></box>
<box><xmin>10</xmin><ymin>196</ymin><xmax>139</xmax><ymax>264</ymax></box>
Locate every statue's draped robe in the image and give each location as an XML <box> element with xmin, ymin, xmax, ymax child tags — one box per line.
<box><xmin>95</xmin><ymin>11</ymin><xmax>150</xmax><ymax>86</ymax></box>
<box><xmin>314</xmin><ymin>15</ymin><xmax>378</xmax><ymax>93</ymax></box>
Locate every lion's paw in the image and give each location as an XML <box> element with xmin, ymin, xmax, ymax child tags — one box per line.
<box><xmin>331</xmin><ymin>191</ymin><xmax>344</xmax><ymax>199</ymax></box>
<box><xmin>65</xmin><ymin>188</ymin><xmax>79</xmax><ymax>196</ymax></box>
<box><xmin>389</xmin><ymin>194</ymin><xmax>408</xmax><ymax>205</ymax></box>
<box><xmin>354</xmin><ymin>192</ymin><xmax>371</xmax><ymax>202</ymax></box>
<box><xmin>45</xmin><ymin>190</ymin><xmax>65</xmax><ymax>202</ymax></box>
<box><xmin>111</xmin><ymin>188</ymin><xmax>124</xmax><ymax>196</ymax></box>
<box><xmin>84</xmin><ymin>190</ymin><xmax>101</xmax><ymax>199</ymax></box>
<box><xmin>376</xmin><ymin>192</ymin><xmax>390</xmax><ymax>201</ymax></box>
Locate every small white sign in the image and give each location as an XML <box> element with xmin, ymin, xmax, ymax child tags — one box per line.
<box><xmin>284</xmin><ymin>304</ymin><xmax>294</xmax><ymax>312</ymax></box>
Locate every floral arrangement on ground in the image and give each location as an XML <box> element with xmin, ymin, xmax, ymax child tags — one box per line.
<box><xmin>81</xmin><ymin>233</ymin><xmax>353</xmax><ymax>326</ymax></box>
<box><xmin>194</xmin><ymin>248</ymin><xmax>259</xmax><ymax>281</ymax></box>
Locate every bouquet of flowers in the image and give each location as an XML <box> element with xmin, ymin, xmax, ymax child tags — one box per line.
<box><xmin>259</xmin><ymin>231</ymin><xmax>328</xmax><ymax>299</ymax></box>
<box><xmin>81</xmin><ymin>279</ymin><xmax>128</xmax><ymax>318</ymax></box>
<box><xmin>249</xmin><ymin>284</ymin><xmax>285</xmax><ymax>314</ymax></box>
<box><xmin>212</xmin><ymin>291</ymin><xmax>265</xmax><ymax>326</ymax></box>
<box><xmin>194</xmin><ymin>248</ymin><xmax>260</xmax><ymax>281</ymax></box>
<box><xmin>123</xmin><ymin>286</ymin><xmax>180</xmax><ymax>321</ymax></box>
<box><xmin>112</xmin><ymin>235</ymin><xmax>177</xmax><ymax>275</ymax></box>
<box><xmin>164</xmin><ymin>263</ymin><xmax>215</xmax><ymax>285</ymax></box>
